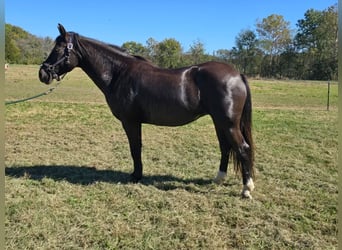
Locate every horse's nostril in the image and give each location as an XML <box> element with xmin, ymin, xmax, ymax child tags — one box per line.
<box><xmin>38</xmin><ymin>67</ymin><xmax>53</xmax><ymax>84</ymax></box>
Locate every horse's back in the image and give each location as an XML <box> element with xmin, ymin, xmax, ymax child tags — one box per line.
<box><xmin>196</xmin><ymin>61</ymin><xmax>241</xmax><ymax>82</ymax></box>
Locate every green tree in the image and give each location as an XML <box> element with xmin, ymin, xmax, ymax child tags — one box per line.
<box><xmin>214</xmin><ymin>49</ymin><xmax>231</xmax><ymax>63</ymax></box>
<box><xmin>188</xmin><ymin>40</ymin><xmax>206</xmax><ymax>64</ymax></box>
<box><xmin>5</xmin><ymin>30</ymin><xmax>20</xmax><ymax>63</ymax></box>
<box><xmin>234</xmin><ymin>29</ymin><xmax>261</xmax><ymax>76</ymax></box>
<box><xmin>278</xmin><ymin>45</ymin><xmax>299</xmax><ymax>79</ymax></box>
<box><xmin>122</xmin><ymin>41</ymin><xmax>148</xmax><ymax>57</ymax></box>
<box><xmin>295</xmin><ymin>4</ymin><xmax>338</xmax><ymax>79</ymax></box>
<box><xmin>256</xmin><ymin>14</ymin><xmax>292</xmax><ymax>57</ymax></box>
<box><xmin>256</xmin><ymin>14</ymin><xmax>292</xmax><ymax>77</ymax></box>
<box><xmin>155</xmin><ymin>38</ymin><xmax>182</xmax><ymax>68</ymax></box>
<box><xmin>145</xmin><ymin>37</ymin><xmax>158</xmax><ymax>62</ymax></box>
<box><xmin>5</xmin><ymin>23</ymin><xmax>54</xmax><ymax>64</ymax></box>
<box><xmin>5</xmin><ymin>24</ymin><xmax>21</xmax><ymax>63</ymax></box>
<box><xmin>41</xmin><ymin>37</ymin><xmax>54</xmax><ymax>59</ymax></box>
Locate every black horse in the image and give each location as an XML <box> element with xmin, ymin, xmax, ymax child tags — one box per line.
<box><xmin>39</xmin><ymin>24</ymin><xmax>255</xmax><ymax>198</ymax></box>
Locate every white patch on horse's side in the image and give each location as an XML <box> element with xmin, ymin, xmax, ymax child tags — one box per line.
<box><xmin>180</xmin><ymin>68</ymin><xmax>191</xmax><ymax>106</ymax></box>
<box><xmin>241</xmin><ymin>178</ymin><xmax>254</xmax><ymax>199</ymax></box>
<box><xmin>225</xmin><ymin>75</ymin><xmax>247</xmax><ymax>119</ymax></box>
<box><xmin>102</xmin><ymin>71</ymin><xmax>112</xmax><ymax>84</ymax></box>
<box><xmin>213</xmin><ymin>170</ymin><xmax>227</xmax><ymax>185</ymax></box>
<box><xmin>226</xmin><ymin>89</ymin><xmax>233</xmax><ymax>118</ymax></box>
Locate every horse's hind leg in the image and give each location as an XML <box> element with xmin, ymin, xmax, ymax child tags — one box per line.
<box><xmin>213</xmin><ymin>125</ymin><xmax>232</xmax><ymax>184</ymax></box>
<box><xmin>212</xmin><ymin>116</ymin><xmax>254</xmax><ymax>198</ymax></box>
<box><xmin>228</xmin><ymin>126</ymin><xmax>255</xmax><ymax>199</ymax></box>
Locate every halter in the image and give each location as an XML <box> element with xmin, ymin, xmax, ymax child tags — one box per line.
<box><xmin>6</xmin><ymin>35</ymin><xmax>75</xmax><ymax>105</ymax></box>
<box><xmin>41</xmin><ymin>34</ymin><xmax>74</xmax><ymax>81</ymax></box>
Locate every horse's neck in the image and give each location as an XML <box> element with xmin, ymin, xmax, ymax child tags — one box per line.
<box><xmin>78</xmin><ymin>40</ymin><xmax>128</xmax><ymax>94</ymax></box>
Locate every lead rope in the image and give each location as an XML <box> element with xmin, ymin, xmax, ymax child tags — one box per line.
<box><xmin>5</xmin><ymin>78</ymin><xmax>63</xmax><ymax>106</ymax></box>
<box><xmin>6</xmin><ymin>34</ymin><xmax>75</xmax><ymax>106</ymax></box>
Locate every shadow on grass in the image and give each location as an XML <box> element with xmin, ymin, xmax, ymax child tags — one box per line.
<box><xmin>5</xmin><ymin>165</ymin><xmax>216</xmax><ymax>192</ymax></box>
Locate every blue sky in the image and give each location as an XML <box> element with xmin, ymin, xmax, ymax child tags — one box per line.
<box><xmin>5</xmin><ymin>0</ymin><xmax>336</xmax><ymax>53</ymax></box>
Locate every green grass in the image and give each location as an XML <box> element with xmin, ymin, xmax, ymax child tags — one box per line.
<box><xmin>5</xmin><ymin>65</ymin><xmax>338</xmax><ymax>249</ymax></box>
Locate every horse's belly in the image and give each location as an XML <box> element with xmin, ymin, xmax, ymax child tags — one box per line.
<box><xmin>143</xmin><ymin>106</ymin><xmax>205</xmax><ymax>126</ymax></box>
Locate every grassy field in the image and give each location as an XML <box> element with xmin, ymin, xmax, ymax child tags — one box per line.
<box><xmin>5</xmin><ymin>65</ymin><xmax>338</xmax><ymax>249</ymax></box>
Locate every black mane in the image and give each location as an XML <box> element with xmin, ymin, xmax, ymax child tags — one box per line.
<box><xmin>69</xmin><ymin>33</ymin><xmax>151</xmax><ymax>63</ymax></box>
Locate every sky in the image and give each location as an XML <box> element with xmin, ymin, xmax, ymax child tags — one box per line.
<box><xmin>5</xmin><ymin>0</ymin><xmax>337</xmax><ymax>53</ymax></box>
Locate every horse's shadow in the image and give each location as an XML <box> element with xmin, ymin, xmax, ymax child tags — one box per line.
<box><xmin>5</xmin><ymin>165</ymin><xmax>220</xmax><ymax>192</ymax></box>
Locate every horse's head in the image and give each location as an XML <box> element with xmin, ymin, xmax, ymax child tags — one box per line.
<box><xmin>39</xmin><ymin>24</ymin><xmax>79</xmax><ymax>84</ymax></box>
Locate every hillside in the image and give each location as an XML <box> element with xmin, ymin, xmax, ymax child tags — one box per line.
<box><xmin>5</xmin><ymin>23</ymin><xmax>54</xmax><ymax>64</ymax></box>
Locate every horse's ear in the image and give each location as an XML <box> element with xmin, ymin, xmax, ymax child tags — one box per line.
<box><xmin>57</xmin><ymin>23</ymin><xmax>67</xmax><ymax>37</ymax></box>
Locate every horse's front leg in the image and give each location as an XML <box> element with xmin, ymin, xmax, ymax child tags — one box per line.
<box><xmin>122</xmin><ymin>121</ymin><xmax>143</xmax><ymax>182</ymax></box>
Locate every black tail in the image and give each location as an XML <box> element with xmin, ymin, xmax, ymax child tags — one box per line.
<box><xmin>231</xmin><ymin>74</ymin><xmax>255</xmax><ymax>179</ymax></box>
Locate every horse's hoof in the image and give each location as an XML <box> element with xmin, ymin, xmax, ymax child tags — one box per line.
<box><xmin>241</xmin><ymin>179</ymin><xmax>254</xmax><ymax>199</ymax></box>
<box><xmin>213</xmin><ymin>171</ymin><xmax>227</xmax><ymax>185</ymax></box>
<box><xmin>241</xmin><ymin>190</ymin><xmax>253</xmax><ymax>199</ymax></box>
<box><xmin>130</xmin><ymin>174</ymin><xmax>142</xmax><ymax>183</ymax></box>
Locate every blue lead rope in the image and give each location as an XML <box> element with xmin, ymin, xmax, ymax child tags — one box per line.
<box><xmin>5</xmin><ymin>81</ymin><xmax>61</xmax><ymax>105</ymax></box>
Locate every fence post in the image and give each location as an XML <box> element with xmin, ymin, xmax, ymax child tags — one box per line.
<box><xmin>327</xmin><ymin>80</ymin><xmax>330</xmax><ymax>111</ymax></box>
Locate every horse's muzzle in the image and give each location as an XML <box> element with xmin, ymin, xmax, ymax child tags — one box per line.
<box><xmin>39</xmin><ymin>66</ymin><xmax>53</xmax><ymax>85</ymax></box>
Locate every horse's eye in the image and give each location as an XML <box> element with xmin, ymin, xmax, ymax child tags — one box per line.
<box><xmin>54</xmin><ymin>47</ymin><xmax>62</xmax><ymax>53</ymax></box>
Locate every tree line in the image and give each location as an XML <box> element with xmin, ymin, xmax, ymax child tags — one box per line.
<box><xmin>5</xmin><ymin>24</ymin><xmax>54</xmax><ymax>65</ymax></box>
<box><xmin>5</xmin><ymin>4</ymin><xmax>337</xmax><ymax>80</ymax></box>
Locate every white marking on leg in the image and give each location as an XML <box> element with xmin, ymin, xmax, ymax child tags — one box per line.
<box><xmin>214</xmin><ymin>170</ymin><xmax>227</xmax><ymax>185</ymax></box>
<box><xmin>242</xmin><ymin>178</ymin><xmax>254</xmax><ymax>199</ymax></box>
<box><xmin>247</xmin><ymin>178</ymin><xmax>254</xmax><ymax>191</ymax></box>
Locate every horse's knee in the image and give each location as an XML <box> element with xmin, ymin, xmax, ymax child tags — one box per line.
<box><xmin>237</xmin><ymin>140</ymin><xmax>250</xmax><ymax>157</ymax></box>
